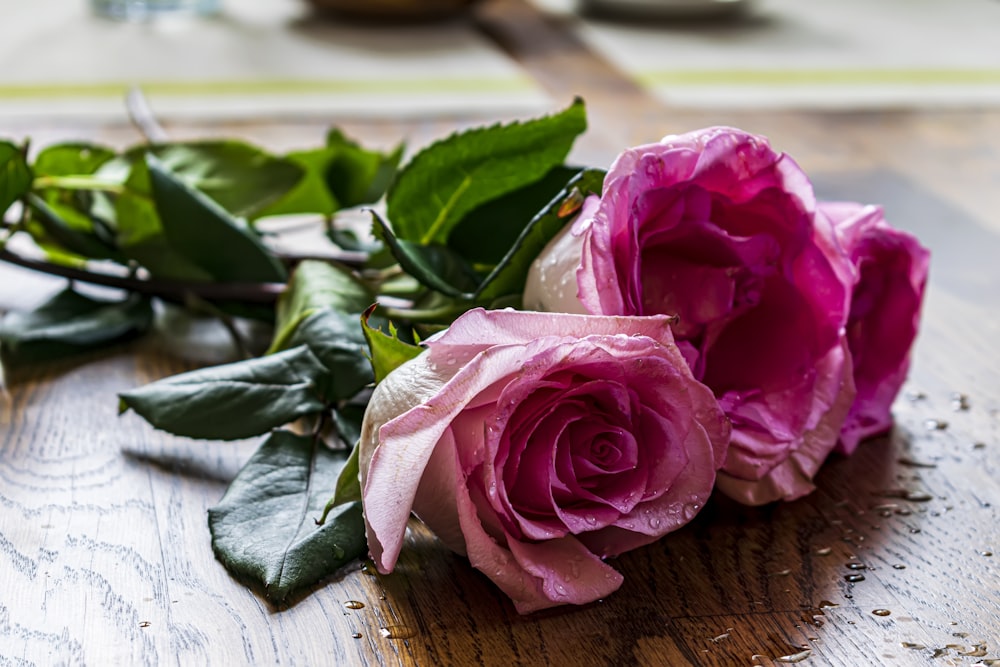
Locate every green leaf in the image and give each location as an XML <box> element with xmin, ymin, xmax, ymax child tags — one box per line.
<box><xmin>254</xmin><ymin>147</ymin><xmax>339</xmax><ymax>218</ymax></box>
<box><xmin>279</xmin><ymin>308</ymin><xmax>373</xmax><ymax>401</ymax></box>
<box><xmin>118</xmin><ymin>345</ymin><xmax>333</xmax><ymax>440</ymax></box>
<box><xmin>371</xmin><ymin>211</ymin><xmax>480</xmax><ymax>298</ymax></box>
<box><xmin>0</xmin><ymin>288</ymin><xmax>152</xmax><ymax>363</ymax></box>
<box><xmin>0</xmin><ymin>140</ymin><xmax>31</xmax><ymax>216</ymax></box>
<box><xmin>138</xmin><ymin>141</ymin><xmax>304</xmax><ymax>219</ymax></box>
<box><xmin>256</xmin><ymin>133</ymin><xmax>403</xmax><ymax>219</ymax></box>
<box><xmin>448</xmin><ymin>165</ymin><xmax>582</xmax><ymax>267</ymax></box>
<box><xmin>324</xmin><ymin>129</ymin><xmax>403</xmax><ymax>209</ymax></box>
<box><xmin>208</xmin><ymin>430</ymin><xmax>366</xmax><ymax>604</ymax></box>
<box><xmin>33</xmin><ymin>142</ymin><xmax>116</xmax><ymax>178</ymax></box>
<box><xmin>26</xmin><ymin>194</ymin><xmax>125</xmax><ymax>262</ymax></box>
<box><xmin>146</xmin><ymin>154</ymin><xmax>288</xmax><ymax>283</ymax></box>
<box><xmin>476</xmin><ymin>168</ymin><xmax>605</xmax><ymax>303</ymax></box>
<box><xmin>269</xmin><ymin>260</ymin><xmax>372</xmax><ymax>354</ymax></box>
<box><xmin>361</xmin><ymin>305</ymin><xmax>422</xmax><ymax>383</ymax></box>
<box><xmin>115</xmin><ymin>159</ymin><xmax>215</xmax><ymax>282</ymax></box>
<box><xmin>386</xmin><ymin>98</ymin><xmax>587</xmax><ymax>245</ymax></box>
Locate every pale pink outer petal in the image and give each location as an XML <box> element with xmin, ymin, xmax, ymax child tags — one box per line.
<box><xmin>428</xmin><ymin>307</ymin><xmax>678</xmax><ymax>354</ymax></box>
<box><xmin>361</xmin><ymin>344</ymin><xmax>529</xmax><ymax>573</ymax></box>
<box><xmin>716</xmin><ymin>338</ymin><xmax>856</xmax><ymax>504</ymax></box>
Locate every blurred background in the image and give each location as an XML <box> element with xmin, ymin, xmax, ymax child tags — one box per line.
<box><xmin>3</xmin><ymin>0</ymin><xmax>999</xmax><ymax>124</ymax></box>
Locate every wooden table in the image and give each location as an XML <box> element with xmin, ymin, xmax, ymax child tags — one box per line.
<box><xmin>3</xmin><ymin>2</ymin><xmax>999</xmax><ymax>665</ymax></box>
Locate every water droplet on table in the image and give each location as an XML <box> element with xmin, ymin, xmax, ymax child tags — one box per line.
<box><xmin>814</xmin><ymin>547</ymin><xmax>832</xmax><ymax>556</ymax></box>
<box><xmin>892</xmin><ymin>564</ymin><xmax>907</xmax><ymax>570</ymax></box>
<box><xmin>845</xmin><ymin>562</ymin><xmax>867</xmax><ymax>570</ymax></box>
<box><xmin>950</xmin><ymin>392</ymin><xmax>970</xmax><ymax>411</ymax></box>
<box><xmin>817</xmin><ymin>600</ymin><xmax>839</xmax><ymax>609</ymax></box>
<box><xmin>379</xmin><ymin>625</ymin><xmax>416</xmax><ymax>640</ymax></box>
<box><xmin>901</xmin><ymin>642</ymin><xmax>926</xmax><ymax>650</ymax></box>
<box><xmin>351</xmin><ymin>632</ymin><xmax>363</xmax><ymax>639</ymax></box>
<box><xmin>344</xmin><ymin>600</ymin><xmax>365</xmax><ymax>610</ymax></box>
<box><xmin>776</xmin><ymin>649</ymin><xmax>812</xmax><ymax>663</ymax></box>
<box><xmin>924</xmin><ymin>418</ymin><xmax>949</xmax><ymax>431</ymax></box>
<box><xmin>844</xmin><ymin>573</ymin><xmax>866</xmax><ymax>583</ymax></box>
<box><xmin>872</xmin><ymin>609</ymin><xmax>891</xmax><ymax>616</ymax></box>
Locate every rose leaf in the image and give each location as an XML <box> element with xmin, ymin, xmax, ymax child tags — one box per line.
<box><xmin>269</xmin><ymin>259</ymin><xmax>372</xmax><ymax>353</ymax></box>
<box><xmin>386</xmin><ymin>98</ymin><xmax>587</xmax><ymax>245</ymax></box>
<box><xmin>137</xmin><ymin>140</ymin><xmax>304</xmax><ymax>219</ymax></box>
<box><xmin>208</xmin><ymin>430</ymin><xmax>366</xmax><ymax>604</ymax></box>
<box><xmin>145</xmin><ymin>153</ymin><xmax>288</xmax><ymax>284</ymax></box>
<box><xmin>0</xmin><ymin>288</ymin><xmax>153</xmax><ymax>364</ymax></box>
<box><xmin>0</xmin><ymin>140</ymin><xmax>31</xmax><ymax>215</ymax></box>
<box><xmin>118</xmin><ymin>345</ymin><xmax>333</xmax><ymax>440</ymax></box>
<box><xmin>371</xmin><ymin>211</ymin><xmax>480</xmax><ymax>298</ymax></box>
<box><xmin>476</xmin><ymin>168</ymin><xmax>606</xmax><ymax>303</ymax></box>
<box><xmin>26</xmin><ymin>193</ymin><xmax>126</xmax><ymax>263</ymax></box>
<box><xmin>447</xmin><ymin>165</ymin><xmax>584</xmax><ymax>267</ymax></box>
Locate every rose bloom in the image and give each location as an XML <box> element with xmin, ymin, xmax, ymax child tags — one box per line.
<box><xmin>820</xmin><ymin>202</ymin><xmax>930</xmax><ymax>454</ymax></box>
<box><xmin>359</xmin><ymin>308</ymin><xmax>730</xmax><ymax>613</ymax></box>
<box><xmin>525</xmin><ymin>127</ymin><xmax>861</xmax><ymax>505</ymax></box>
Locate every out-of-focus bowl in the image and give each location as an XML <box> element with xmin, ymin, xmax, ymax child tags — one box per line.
<box><xmin>307</xmin><ymin>0</ymin><xmax>478</xmax><ymax>21</ymax></box>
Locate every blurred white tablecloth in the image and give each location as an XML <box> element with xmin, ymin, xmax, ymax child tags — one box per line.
<box><xmin>0</xmin><ymin>0</ymin><xmax>549</xmax><ymax>120</ymax></box>
<box><xmin>537</xmin><ymin>0</ymin><xmax>1000</xmax><ymax>109</ymax></box>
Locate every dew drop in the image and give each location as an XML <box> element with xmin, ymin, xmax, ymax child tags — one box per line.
<box><xmin>844</xmin><ymin>573</ymin><xmax>866</xmax><ymax>583</ymax></box>
<box><xmin>872</xmin><ymin>609</ymin><xmax>891</xmax><ymax>617</ymax></box>
<box><xmin>649</xmin><ymin>516</ymin><xmax>662</xmax><ymax>529</ymax></box>
<box><xmin>344</xmin><ymin>600</ymin><xmax>365</xmax><ymax>610</ymax></box>
<box><xmin>776</xmin><ymin>649</ymin><xmax>812</xmax><ymax>663</ymax></box>
<box><xmin>379</xmin><ymin>625</ymin><xmax>416</xmax><ymax>640</ymax></box>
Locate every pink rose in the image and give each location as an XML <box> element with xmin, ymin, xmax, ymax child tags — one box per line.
<box><xmin>359</xmin><ymin>308</ymin><xmax>729</xmax><ymax>613</ymax></box>
<box><xmin>820</xmin><ymin>202</ymin><xmax>930</xmax><ymax>453</ymax></box>
<box><xmin>525</xmin><ymin>127</ymin><xmax>858</xmax><ymax>505</ymax></box>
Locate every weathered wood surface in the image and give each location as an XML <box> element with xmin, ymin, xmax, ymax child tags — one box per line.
<box><xmin>2</xmin><ymin>2</ymin><xmax>1000</xmax><ymax>665</ymax></box>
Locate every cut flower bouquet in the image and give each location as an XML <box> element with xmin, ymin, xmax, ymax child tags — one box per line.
<box><xmin>0</xmin><ymin>101</ymin><xmax>929</xmax><ymax>612</ymax></box>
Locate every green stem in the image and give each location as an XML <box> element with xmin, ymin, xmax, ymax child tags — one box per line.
<box><xmin>32</xmin><ymin>175</ymin><xmax>125</xmax><ymax>194</ymax></box>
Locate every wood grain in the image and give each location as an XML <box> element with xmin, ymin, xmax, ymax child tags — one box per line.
<box><xmin>3</xmin><ymin>2</ymin><xmax>1000</xmax><ymax>664</ymax></box>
